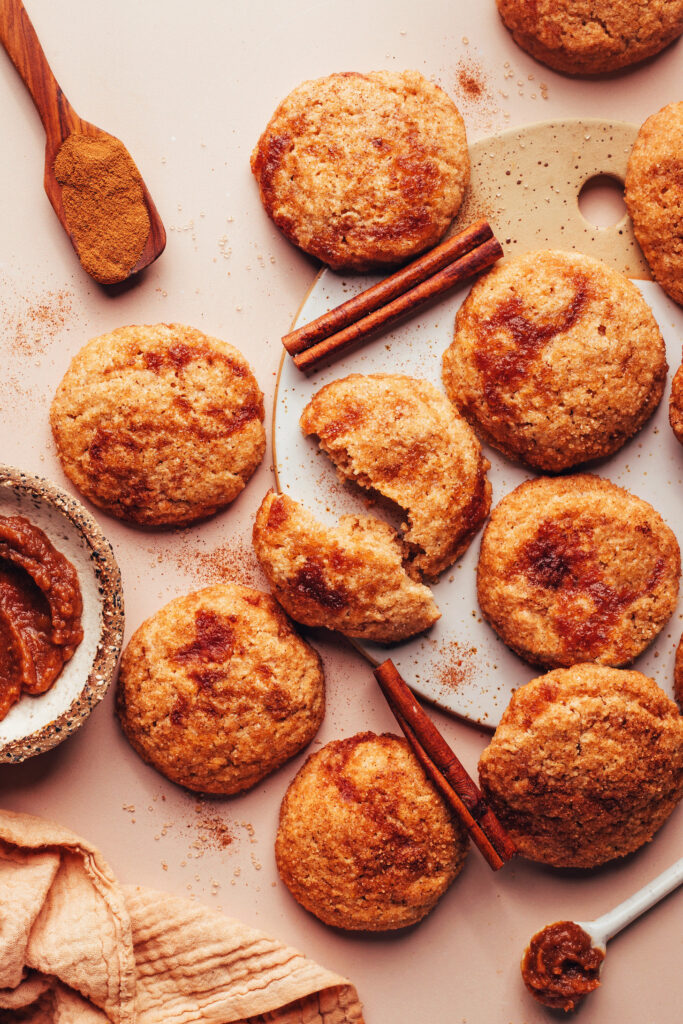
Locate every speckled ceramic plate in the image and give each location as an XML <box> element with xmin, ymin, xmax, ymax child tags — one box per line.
<box><xmin>0</xmin><ymin>467</ymin><xmax>124</xmax><ymax>762</ymax></box>
<box><xmin>273</xmin><ymin>119</ymin><xmax>683</xmax><ymax>728</ymax></box>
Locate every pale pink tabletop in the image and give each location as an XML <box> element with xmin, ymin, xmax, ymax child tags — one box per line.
<box><xmin>1</xmin><ymin>3</ymin><xmax>681</xmax><ymax>1022</ymax></box>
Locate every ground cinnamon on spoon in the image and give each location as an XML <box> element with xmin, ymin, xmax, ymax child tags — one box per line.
<box><xmin>53</xmin><ymin>133</ymin><xmax>150</xmax><ymax>283</ymax></box>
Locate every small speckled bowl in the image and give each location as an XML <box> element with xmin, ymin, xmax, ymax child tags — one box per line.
<box><xmin>0</xmin><ymin>466</ymin><xmax>124</xmax><ymax>762</ymax></box>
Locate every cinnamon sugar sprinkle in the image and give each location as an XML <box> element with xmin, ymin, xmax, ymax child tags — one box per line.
<box><xmin>435</xmin><ymin>640</ymin><xmax>478</xmax><ymax>693</ymax></box>
<box><xmin>0</xmin><ymin>287</ymin><xmax>74</xmax><ymax>402</ymax></box>
<box><xmin>2</xmin><ymin>288</ymin><xmax>74</xmax><ymax>357</ymax></box>
<box><xmin>191</xmin><ymin>804</ymin><xmax>235</xmax><ymax>852</ymax></box>
<box><xmin>168</xmin><ymin>535</ymin><xmax>265</xmax><ymax>589</ymax></box>
<box><xmin>457</xmin><ymin>64</ymin><xmax>485</xmax><ymax>99</ymax></box>
<box><xmin>452</xmin><ymin>58</ymin><xmax>499</xmax><ymax>132</ymax></box>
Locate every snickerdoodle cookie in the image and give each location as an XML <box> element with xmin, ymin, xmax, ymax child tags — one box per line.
<box><xmin>496</xmin><ymin>0</ymin><xmax>683</xmax><ymax>74</ymax></box>
<box><xmin>671</xmin><ymin>355</ymin><xmax>683</xmax><ymax>443</ymax></box>
<box><xmin>116</xmin><ymin>584</ymin><xmax>324</xmax><ymax>794</ymax></box>
<box><xmin>477</xmin><ymin>475</ymin><xmax>680</xmax><ymax>669</ymax></box>
<box><xmin>443</xmin><ymin>250</ymin><xmax>667</xmax><ymax>472</ymax></box>
<box><xmin>276</xmin><ymin>732</ymin><xmax>468</xmax><ymax>930</ymax></box>
<box><xmin>300</xmin><ymin>374</ymin><xmax>491</xmax><ymax>580</ymax></box>
<box><xmin>478</xmin><ymin>664</ymin><xmax>683</xmax><ymax>868</ymax></box>
<box><xmin>50</xmin><ymin>324</ymin><xmax>265</xmax><ymax>526</ymax></box>
<box><xmin>674</xmin><ymin>635</ymin><xmax>683</xmax><ymax>710</ymax></box>
<box><xmin>252</xmin><ymin>491</ymin><xmax>439</xmax><ymax>642</ymax></box>
<box><xmin>626</xmin><ymin>103</ymin><xmax>683</xmax><ymax>306</ymax></box>
<box><xmin>251</xmin><ymin>71</ymin><xmax>469</xmax><ymax>271</ymax></box>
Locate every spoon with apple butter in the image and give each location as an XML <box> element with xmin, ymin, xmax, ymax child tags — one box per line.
<box><xmin>521</xmin><ymin>856</ymin><xmax>683</xmax><ymax>1012</ymax></box>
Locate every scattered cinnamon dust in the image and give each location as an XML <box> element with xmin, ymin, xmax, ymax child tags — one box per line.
<box><xmin>1</xmin><ymin>288</ymin><xmax>73</xmax><ymax>358</ymax></box>
<box><xmin>435</xmin><ymin>640</ymin><xmax>478</xmax><ymax>692</ymax></box>
<box><xmin>170</xmin><ymin>535</ymin><xmax>265</xmax><ymax>589</ymax></box>
<box><xmin>145</xmin><ymin>798</ymin><xmax>236</xmax><ymax>857</ymax></box>
<box><xmin>457</xmin><ymin>63</ymin><xmax>485</xmax><ymax>99</ymax></box>
<box><xmin>192</xmin><ymin>804</ymin><xmax>234</xmax><ymax>852</ymax></box>
<box><xmin>452</xmin><ymin>58</ymin><xmax>500</xmax><ymax>131</ymax></box>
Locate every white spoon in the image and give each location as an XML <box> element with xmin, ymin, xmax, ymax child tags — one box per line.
<box><xmin>576</xmin><ymin>855</ymin><xmax>683</xmax><ymax>954</ymax></box>
<box><xmin>521</xmin><ymin>856</ymin><xmax>683</xmax><ymax>1012</ymax></box>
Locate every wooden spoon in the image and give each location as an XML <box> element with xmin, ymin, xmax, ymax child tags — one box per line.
<box><xmin>0</xmin><ymin>0</ymin><xmax>166</xmax><ymax>284</ymax></box>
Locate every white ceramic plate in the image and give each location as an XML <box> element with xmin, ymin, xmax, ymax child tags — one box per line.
<box><xmin>274</xmin><ymin>274</ymin><xmax>683</xmax><ymax>728</ymax></box>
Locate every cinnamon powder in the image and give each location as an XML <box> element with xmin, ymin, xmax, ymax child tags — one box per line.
<box><xmin>170</xmin><ymin>536</ymin><xmax>265</xmax><ymax>589</ymax></box>
<box><xmin>53</xmin><ymin>133</ymin><xmax>150</xmax><ymax>284</ymax></box>
<box><xmin>435</xmin><ymin>640</ymin><xmax>477</xmax><ymax>693</ymax></box>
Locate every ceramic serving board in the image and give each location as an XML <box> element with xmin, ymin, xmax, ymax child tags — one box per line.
<box><xmin>273</xmin><ymin>119</ymin><xmax>683</xmax><ymax>728</ymax></box>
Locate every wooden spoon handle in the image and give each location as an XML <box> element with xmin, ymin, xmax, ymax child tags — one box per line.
<box><xmin>0</xmin><ymin>0</ymin><xmax>77</xmax><ymax>146</ymax></box>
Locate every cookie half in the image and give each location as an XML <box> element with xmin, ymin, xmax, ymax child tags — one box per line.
<box><xmin>50</xmin><ymin>324</ymin><xmax>265</xmax><ymax>526</ymax></box>
<box><xmin>116</xmin><ymin>583</ymin><xmax>324</xmax><ymax>794</ymax></box>
<box><xmin>626</xmin><ymin>103</ymin><xmax>683</xmax><ymax>306</ymax></box>
<box><xmin>671</xmin><ymin>355</ymin><xmax>683</xmax><ymax>444</ymax></box>
<box><xmin>674</xmin><ymin>635</ymin><xmax>683</xmax><ymax>711</ymax></box>
<box><xmin>477</xmin><ymin>475</ymin><xmax>680</xmax><ymax>668</ymax></box>
<box><xmin>479</xmin><ymin>664</ymin><xmax>683</xmax><ymax>868</ymax></box>
<box><xmin>252</xmin><ymin>491</ymin><xmax>439</xmax><ymax>642</ymax></box>
<box><xmin>443</xmin><ymin>250</ymin><xmax>667</xmax><ymax>472</ymax></box>
<box><xmin>300</xmin><ymin>373</ymin><xmax>491</xmax><ymax>580</ymax></box>
<box><xmin>276</xmin><ymin>732</ymin><xmax>468</xmax><ymax>930</ymax></box>
<box><xmin>251</xmin><ymin>70</ymin><xmax>469</xmax><ymax>271</ymax></box>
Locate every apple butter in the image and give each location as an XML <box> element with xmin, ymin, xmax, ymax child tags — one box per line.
<box><xmin>521</xmin><ymin>920</ymin><xmax>604</xmax><ymax>1012</ymax></box>
<box><xmin>0</xmin><ymin>515</ymin><xmax>83</xmax><ymax>719</ymax></box>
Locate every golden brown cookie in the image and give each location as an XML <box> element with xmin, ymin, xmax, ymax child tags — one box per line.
<box><xmin>479</xmin><ymin>664</ymin><xmax>683</xmax><ymax>868</ymax></box>
<box><xmin>626</xmin><ymin>103</ymin><xmax>683</xmax><ymax>306</ymax></box>
<box><xmin>675</xmin><ymin>635</ymin><xmax>683</xmax><ymax>710</ymax></box>
<box><xmin>671</xmin><ymin>355</ymin><xmax>683</xmax><ymax>442</ymax></box>
<box><xmin>251</xmin><ymin>70</ymin><xmax>469</xmax><ymax>271</ymax></box>
<box><xmin>443</xmin><ymin>251</ymin><xmax>667</xmax><ymax>472</ymax></box>
<box><xmin>477</xmin><ymin>475</ymin><xmax>680</xmax><ymax>668</ymax></box>
<box><xmin>276</xmin><ymin>732</ymin><xmax>468</xmax><ymax>930</ymax></box>
<box><xmin>116</xmin><ymin>583</ymin><xmax>324</xmax><ymax>794</ymax></box>
<box><xmin>496</xmin><ymin>0</ymin><xmax>683</xmax><ymax>74</ymax></box>
<box><xmin>252</xmin><ymin>491</ymin><xmax>440</xmax><ymax>642</ymax></box>
<box><xmin>300</xmin><ymin>374</ymin><xmax>491</xmax><ymax>580</ymax></box>
<box><xmin>50</xmin><ymin>324</ymin><xmax>265</xmax><ymax>526</ymax></box>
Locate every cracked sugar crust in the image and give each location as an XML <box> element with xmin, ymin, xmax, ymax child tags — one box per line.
<box><xmin>116</xmin><ymin>583</ymin><xmax>324</xmax><ymax>794</ymax></box>
<box><xmin>252</xmin><ymin>491</ymin><xmax>440</xmax><ymax>643</ymax></box>
<box><xmin>477</xmin><ymin>475</ymin><xmax>680</xmax><ymax>669</ymax></box>
<box><xmin>300</xmin><ymin>374</ymin><xmax>491</xmax><ymax>580</ymax></box>
<box><xmin>50</xmin><ymin>323</ymin><xmax>266</xmax><ymax>526</ymax></box>
<box><xmin>496</xmin><ymin>0</ymin><xmax>683</xmax><ymax>74</ymax></box>
<box><xmin>443</xmin><ymin>251</ymin><xmax>667</xmax><ymax>472</ymax></box>
<box><xmin>250</xmin><ymin>70</ymin><xmax>469</xmax><ymax>271</ymax></box>
<box><xmin>626</xmin><ymin>103</ymin><xmax>683</xmax><ymax>307</ymax></box>
<box><xmin>276</xmin><ymin>732</ymin><xmax>468</xmax><ymax>930</ymax></box>
<box><xmin>671</xmin><ymin>356</ymin><xmax>683</xmax><ymax>443</ymax></box>
<box><xmin>478</xmin><ymin>664</ymin><xmax>683</xmax><ymax>868</ymax></box>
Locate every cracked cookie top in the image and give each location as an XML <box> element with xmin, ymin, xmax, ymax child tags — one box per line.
<box><xmin>479</xmin><ymin>664</ymin><xmax>683</xmax><ymax>868</ymax></box>
<box><xmin>476</xmin><ymin>474</ymin><xmax>680</xmax><ymax>669</ymax></box>
<box><xmin>496</xmin><ymin>0</ymin><xmax>683</xmax><ymax>75</ymax></box>
<box><xmin>251</xmin><ymin>70</ymin><xmax>469</xmax><ymax>270</ymax></box>
<box><xmin>50</xmin><ymin>323</ymin><xmax>265</xmax><ymax>526</ymax></box>
<box><xmin>443</xmin><ymin>250</ymin><xmax>667</xmax><ymax>472</ymax></box>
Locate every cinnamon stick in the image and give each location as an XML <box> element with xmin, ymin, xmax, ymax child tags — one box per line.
<box><xmin>283</xmin><ymin>219</ymin><xmax>494</xmax><ymax>355</ymax></box>
<box><xmin>293</xmin><ymin>234</ymin><xmax>503</xmax><ymax>372</ymax></box>
<box><xmin>374</xmin><ymin>659</ymin><xmax>517</xmax><ymax>871</ymax></box>
<box><xmin>394</xmin><ymin>709</ymin><xmax>505</xmax><ymax>871</ymax></box>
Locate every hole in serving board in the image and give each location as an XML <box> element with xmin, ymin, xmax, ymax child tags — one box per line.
<box><xmin>578</xmin><ymin>174</ymin><xmax>627</xmax><ymax>228</ymax></box>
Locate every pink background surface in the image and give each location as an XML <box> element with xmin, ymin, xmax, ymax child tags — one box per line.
<box><xmin>1</xmin><ymin>2</ymin><xmax>681</xmax><ymax>1021</ymax></box>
